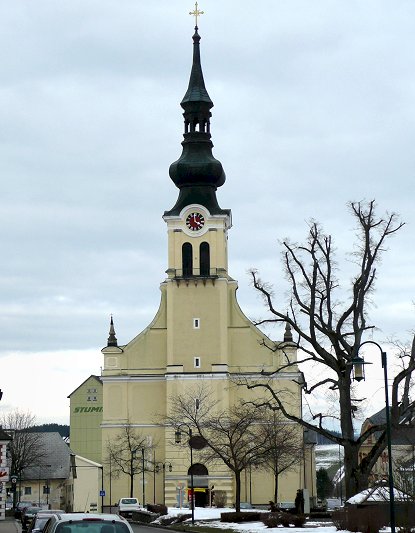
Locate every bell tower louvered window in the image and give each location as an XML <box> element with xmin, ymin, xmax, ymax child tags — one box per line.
<box><xmin>182</xmin><ymin>242</ymin><xmax>193</xmax><ymax>276</ymax></box>
<box><xmin>200</xmin><ymin>242</ymin><xmax>210</xmax><ymax>276</ymax></box>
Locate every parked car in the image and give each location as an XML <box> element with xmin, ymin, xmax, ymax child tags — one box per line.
<box><xmin>239</xmin><ymin>502</ymin><xmax>254</xmax><ymax>509</ymax></box>
<box><xmin>117</xmin><ymin>497</ymin><xmax>142</xmax><ymax>518</ymax></box>
<box><xmin>325</xmin><ymin>497</ymin><xmax>342</xmax><ymax>510</ymax></box>
<box><xmin>43</xmin><ymin>514</ymin><xmax>133</xmax><ymax>533</ymax></box>
<box><xmin>27</xmin><ymin>511</ymin><xmax>65</xmax><ymax>533</ymax></box>
<box><xmin>14</xmin><ymin>501</ymin><xmax>34</xmax><ymax>519</ymax></box>
<box><xmin>21</xmin><ymin>506</ymin><xmax>42</xmax><ymax>530</ymax></box>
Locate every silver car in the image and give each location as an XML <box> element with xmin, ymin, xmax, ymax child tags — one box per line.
<box><xmin>42</xmin><ymin>514</ymin><xmax>134</xmax><ymax>533</ymax></box>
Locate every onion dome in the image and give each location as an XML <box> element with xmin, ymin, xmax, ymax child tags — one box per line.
<box><xmin>165</xmin><ymin>27</ymin><xmax>228</xmax><ymax>216</ymax></box>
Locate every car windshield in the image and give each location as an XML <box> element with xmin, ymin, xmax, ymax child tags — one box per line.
<box><xmin>120</xmin><ymin>499</ymin><xmax>136</xmax><ymax>504</ymax></box>
<box><xmin>34</xmin><ymin>518</ymin><xmax>49</xmax><ymax>529</ymax></box>
<box><xmin>56</xmin><ymin>522</ymin><xmax>130</xmax><ymax>533</ymax></box>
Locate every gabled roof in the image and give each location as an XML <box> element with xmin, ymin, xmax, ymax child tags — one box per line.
<box><xmin>361</xmin><ymin>407</ymin><xmax>415</xmax><ymax>445</ymax></box>
<box><xmin>346</xmin><ymin>486</ymin><xmax>409</xmax><ymax>504</ymax></box>
<box><xmin>22</xmin><ymin>432</ymin><xmax>71</xmax><ymax>480</ymax></box>
<box><xmin>67</xmin><ymin>375</ymin><xmax>102</xmax><ymax>398</ymax></box>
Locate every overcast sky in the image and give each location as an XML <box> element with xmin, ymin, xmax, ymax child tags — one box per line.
<box><xmin>0</xmin><ymin>1</ymin><xmax>414</xmax><ymax>426</ymax></box>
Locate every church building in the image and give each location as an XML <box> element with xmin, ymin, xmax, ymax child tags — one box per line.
<box><xmin>70</xmin><ymin>18</ymin><xmax>315</xmax><ymax>510</ymax></box>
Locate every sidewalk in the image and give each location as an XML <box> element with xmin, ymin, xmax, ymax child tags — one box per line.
<box><xmin>0</xmin><ymin>518</ymin><xmax>19</xmax><ymax>533</ymax></box>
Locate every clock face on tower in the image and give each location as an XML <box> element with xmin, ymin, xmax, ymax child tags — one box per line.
<box><xmin>186</xmin><ymin>212</ymin><xmax>205</xmax><ymax>231</ymax></box>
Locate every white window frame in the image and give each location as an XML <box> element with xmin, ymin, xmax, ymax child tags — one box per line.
<box><xmin>193</xmin><ymin>318</ymin><xmax>200</xmax><ymax>329</ymax></box>
<box><xmin>194</xmin><ymin>357</ymin><xmax>201</xmax><ymax>368</ymax></box>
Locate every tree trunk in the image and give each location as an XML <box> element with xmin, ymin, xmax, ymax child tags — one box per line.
<box><xmin>235</xmin><ymin>470</ymin><xmax>241</xmax><ymax>512</ymax></box>
<box><xmin>274</xmin><ymin>471</ymin><xmax>279</xmax><ymax>504</ymax></box>
<box><xmin>338</xmin><ymin>374</ymin><xmax>362</xmax><ymax>499</ymax></box>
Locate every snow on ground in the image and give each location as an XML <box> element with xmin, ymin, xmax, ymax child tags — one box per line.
<box><xmin>165</xmin><ymin>507</ymin><xmax>337</xmax><ymax>531</ymax></box>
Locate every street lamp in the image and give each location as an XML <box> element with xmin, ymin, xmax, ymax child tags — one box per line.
<box><xmin>141</xmin><ymin>448</ymin><xmax>146</xmax><ymax>507</ymax></box>
<box><xmin>175</xmin><ymin>426</ymin><xmax>195</xmax><ymax>525</ymax></box>
<box><xmin>352</xmin><ymin>341</ymin><xmax>396</xmax><ymax>533</ymax></box>
<box><xmin>154</xmin><ymin>461</ymin><xmax>172</xmax><ymax>504</ymax></box>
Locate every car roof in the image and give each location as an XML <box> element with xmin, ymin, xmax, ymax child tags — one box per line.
<box><xmin>55</xmin><ymin>513</ymin><xmax>128</xmax><ymax>522</ymax></box>
<box><xmin>36</xmin><ymin>511</ymin><xmax>64</xmax><ymax>517</ymax></box>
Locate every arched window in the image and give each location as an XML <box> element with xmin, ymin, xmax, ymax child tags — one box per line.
<box><xmin>188</xmin><ymin>463</ymin><xmax>208</xmax><ymax>476</ymax></box>
<box><xmin>182</xmin><ymin>242</ymin><xmax>193</xmax><ymax>277</ymax></box>
<box><xmin>200</xmin><ymin>242</ymin><xmax>210</xmax><ymax>276</ymax></box>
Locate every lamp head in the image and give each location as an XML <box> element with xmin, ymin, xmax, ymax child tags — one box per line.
<box><xmin>352</xmin><ymin>355</ymin><xmax>365</xmax><ymax>382</ymax></box>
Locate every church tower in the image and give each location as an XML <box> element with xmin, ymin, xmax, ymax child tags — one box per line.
<box><xmin>98</xmin><ymin>19</ymin><xmax>312</xmax><ymax>509</ymax></box>
<box><xmin>162</xmin><ymin>25</ymin><xmax>233</xmax><ymax>373</ymax></box>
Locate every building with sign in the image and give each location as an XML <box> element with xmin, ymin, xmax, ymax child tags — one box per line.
<box><xmin>71</xmin><ymin>23</ymin><xmax>316</xmax><ymax>509</ymax></box>
<box><xmin>68</xmin><ymin>375</ymin><xmax>103</xmax><ymax>464</ymax></box>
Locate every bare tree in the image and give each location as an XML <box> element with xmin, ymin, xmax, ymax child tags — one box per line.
<box><xmin>241</xmin><ymin>201</ymin><xmax>414</xmax><ymax>498</ymax></box>
<box><xmin>258</xmin><ymin>412</ymin><xmax>303</xmax><ymax>504</ymax></box>
<box><xmin>1</xmin><ymin>410</ymin><xmax>46</xmax><ymax>506</ymax></box>
<box><xmin>105</xmin><ymin>425</ymin><xmax>153</xmax><ymax>499</ymax></box>
<box><xmin>167</xmin><ymin>387</ymin><xmax>270</xmax><ymax>512</ymax></box>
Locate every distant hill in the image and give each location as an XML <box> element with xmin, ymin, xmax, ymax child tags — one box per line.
<box><xmin>28</xmin><ymin>423</ymin><xmax>69</xmax><ymax>438</ymax></box>
<box><xmin>309</xmin><ymin>429</ymin><xmax>342</xmax><ymax>445</ymax></box>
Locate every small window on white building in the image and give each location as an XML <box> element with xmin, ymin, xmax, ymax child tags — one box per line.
<box><xmin>193</xmin><ymin>318</ymin><xmax>200</xmax><ymax>329</ymax></box>
<box><xmin>194</xmin><ymin>357</ymin><xmax>201</xmax><ymax>368</ymax></box>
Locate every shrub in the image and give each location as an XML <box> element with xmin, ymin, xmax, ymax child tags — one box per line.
<box><xmin>158</xmin><ymin>513</ymin><xmax>192</xmax><ymax>526</ymax></box>
<box><xmin>263</xmin><ymin>512</ymin><xmax>280</xmax><ymax>528</ymax></box>
<box><xmin>280</xmin><ymin>512</ymin><xmax>292</xmax><ymax>527</ymax></box>
<box><xmin>146</xmin><ymin>503</ymin><xmax>168</xmax><ymax>515</ymax></box>
<box><xmin>292</xmin><ymin>514</ymin><xmax>306</xmax><ymax>527</ymax></box>
<box><xmin>221</xmin><ymin>511</ymin><xmax>262</xmax><ymax>522</ymax></box>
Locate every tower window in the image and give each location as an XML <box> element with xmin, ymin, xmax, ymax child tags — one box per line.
<box><xmin>200</xmin><ymin>242</ymin><xmax>210</xmax><ymax>276</ymax></box>
<box><xmin>193</xmin><ymin>318</ymin><xmax>200</xmax><ymax>329</ymax></box>
<box><xmin>194</xmin><ymin>357</ymin><xmax>201</xmax><ymax>368</ymax></box>
<box><xmin>182</xmin><ymin>242</ymin><xmax>193</xmax><ymax>276</ymax></box>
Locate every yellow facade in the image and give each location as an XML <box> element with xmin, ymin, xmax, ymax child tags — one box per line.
<box><xmin>99</xmin><ymin>201</ymin><xmax>309</xmax><ymax>507</ymax></box>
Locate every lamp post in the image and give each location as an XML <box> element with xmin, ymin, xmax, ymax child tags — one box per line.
<box><xmin>141</xmin><ymin>448</ymin><xmax>146</xmax><ymax>507</ymax></box>
<box><xmin>352</xmin><ymin>341</ymin><xmax>396</xmax><ymax>533</ymax></box>
<box><xmin>175</xmin><ymin>426</ymin><xmax>195</xmax><ymax>525</ymax></box>
<box><xmin>154</xmin><ymin>461</ymin><xmax>172</xmax><ymax>504</ymax></box>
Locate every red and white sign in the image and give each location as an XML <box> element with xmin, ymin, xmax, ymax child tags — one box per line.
<box><xmin>0</xmin><ymin>467</ymin><xmax>9</xmax><ymax>482</ymax></box>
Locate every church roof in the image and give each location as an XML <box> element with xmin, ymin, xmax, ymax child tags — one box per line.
<box><xmin>165</xmin><ymin>26</ymin><xmax>228</xmax><ymax>217</ymax></box>
<box><xmin>181</xmin><ymin>27</ymin><xmax>212</xmax><ymax>106</ymax></box>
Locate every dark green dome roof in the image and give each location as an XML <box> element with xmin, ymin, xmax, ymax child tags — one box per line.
<box><xmin>165</xmin><ymin>27</ymin><xmax>227</xmax><ymax>217</ymax></box>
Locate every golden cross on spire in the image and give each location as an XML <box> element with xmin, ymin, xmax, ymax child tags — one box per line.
<box><xmin>189</xmin><ymin>2</ymin><xmax>204</xmax><ymax>27</ymax></box>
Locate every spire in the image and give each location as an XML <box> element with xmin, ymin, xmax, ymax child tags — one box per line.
<box><xmin>284</xmin><ymin>321</ymin><xmax>293</xmax><ymax>343</ymax></box>
<box><xmin>107</xmin><ymin>315</ymin><xmax>118</xmax><ymax>347</ymax></box>
<box><xmin>165</xmin><ymin>24</ymin><xmax>228</xmax><ymax>217</ymax></box>
<box><xmin>181</xmin><ymin>26</ymin><xmax>212</xmax><ymax>108</ymax></box>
